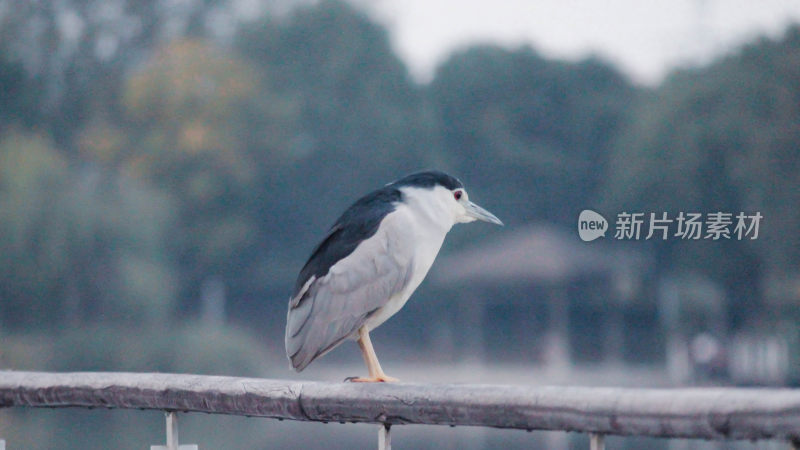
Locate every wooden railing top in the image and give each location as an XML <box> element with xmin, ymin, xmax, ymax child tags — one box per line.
<box><xmin>1</xmin><ymin>370</ymin><xmax>799</xmax><ymax>442</ymax></box>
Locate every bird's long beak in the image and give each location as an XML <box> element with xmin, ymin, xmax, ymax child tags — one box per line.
<box><xmin>464</xmin><ymin>201</ymin><xmax>503</xmax><ymax>225</ymax></box>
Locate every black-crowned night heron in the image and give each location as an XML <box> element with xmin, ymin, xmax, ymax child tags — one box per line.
<box><xmin>285</xmin><ymin>171</ymin><xmax>502</xmax><ymax>382</ymax></box>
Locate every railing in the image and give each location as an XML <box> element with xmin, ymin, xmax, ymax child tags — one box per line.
<box><xmin>1</xmin><ymin>371</ymin><xmax>800</xmax><ymax>449</ymax></box>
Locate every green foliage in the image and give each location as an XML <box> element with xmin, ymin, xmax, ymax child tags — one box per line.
<box><xmin>598</xmin><ymin>26</ymin><xmax>800</xmax><ymax>328</ymax></box>
<box><xmin>0</xmin><ymin>0</ymin><xmax>235</xmax><ymax>147</ymax></box>
<box><xmin>232</xmin><ymin>1</ymin><xmax>442</xmax><ymax>299</ymax></box>
<box><xmin>0</xmin><ymin>132</ymin><xmax>70</xmax><ymax>327</ymax></box>
<box><xmin>122</xmin><ymin>39</ymin><xmax>263</xmax><ymax>184</ymax></box>
<box><xmin>238</xmin><ymin>0</ymin><xmax>431</xmax><ymax>169</ymax></box>
<box><xmin>601</xmin><ymin>27</ymin><xmax>800</xmax><ymax>276</ymax></box>
<box><xmin>114</xmin><ymin>38</ymin><xmax>299</xmax><ymax>308</ymax></box>
<box><xmin>430</xmin><ymin>46</ymin><xmax>636</xmax><ymax>226</ymax></box>
<box><xmin>0</xmin><ymin>131</ymin><xmax>177</xmax><ymax>331</ymax></box>
<box><xmin>0</xmin><ymin>55</ymin><xmax>40</xmax><ymax>129</ymax></box>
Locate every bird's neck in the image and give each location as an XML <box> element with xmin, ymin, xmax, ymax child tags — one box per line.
<box><xmin>401</xmin><ymin>191</ymin><xmax>455</xmax><ymax>236</ymax></box>
<box><xmin>419</xmin><ymin>208</ymin><xmax>454</xmax><ymax>235</ymax></box>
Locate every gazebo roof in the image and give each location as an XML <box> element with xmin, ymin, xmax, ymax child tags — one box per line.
<box><xmin>433</xmin><ymin>224</ymin><xmax>646</xmax><ymax>286</ymax></box>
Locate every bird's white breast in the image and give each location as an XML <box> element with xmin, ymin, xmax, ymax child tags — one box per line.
<box><xmin>363</xmin><ymin>190</ymin><xmax>453</xmax><ymax>331</ymax></box>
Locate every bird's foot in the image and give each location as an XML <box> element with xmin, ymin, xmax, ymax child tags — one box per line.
<box><xmin>345</xmin><ymin>374</ymin><xmax>399</xmax><ymax>383</ymax></box>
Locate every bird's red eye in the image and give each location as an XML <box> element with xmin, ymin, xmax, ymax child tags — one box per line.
<box><xmin>454</xmin><ymin>190</ymin><xmax>463</xmax><ymax>200</ymax></box>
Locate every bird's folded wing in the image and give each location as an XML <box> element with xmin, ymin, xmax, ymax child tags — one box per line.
<box><xmin>285</xmin><ymin>212</ymin><xmax>415</xmax><ymax>371</ymax></box>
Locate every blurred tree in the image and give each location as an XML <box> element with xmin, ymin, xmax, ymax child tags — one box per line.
<box><xmin>429</xmin><ymin>46</ymin><xmax>636</xmax><ymax>228</ymax></box>
<box><xmin>122</xmin><ymin>39</ymin><xmax>262</xmax><ymax>184</ymax></box>
<box><xmin>0</xmin><ymin>131</ymin><xmax>177</xmax><ymax>331</ymax></box>
<box><xmin>118</xmin><ymin>38</ymin><xmax>295</xmax><ymax>312</ymax></box>
<box><xmin>0</xmin><ymin>55</ymin><xmax>41</xmax><ymax>130</ymax></box>
<box><xmin>236</xmin><ymin>0</ymin><xmax>438</xmax><ymax>262</ymax></box>
<box><xmin>238</xmin><ymin>0</ymin><xmax>432</xmax><ymax>167</ymax></box>
<box><xmin>0</xmin><ymin>132</ymin><xmax>71</xmax><ymax>329</ymax></box>
<box><xmin>0</xmin><ymin>0</ymin><xmax>233</xmax><ymax>148</ymax></box>
<box><xmin>601</xmin><ymin>26</ymin><xmax>800</xmax><ymax>327</ymax></box>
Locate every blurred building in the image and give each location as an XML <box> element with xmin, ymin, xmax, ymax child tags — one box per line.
<box><xmin>432</xmin><ymin>224</ymin><xmax>797</xmax><ymax>386</ymax></box>
<box><xmin>659</xmin><ymin>273</ymin><xmax>798</xmax><ymax>386</ymax></box>
<box><xmin>431</xmin><ymin>224</ymin><xmax>652</xmax><ymax>374</ymax></box>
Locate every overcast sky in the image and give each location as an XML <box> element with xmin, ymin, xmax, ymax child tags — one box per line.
<box><xmin>351</xmin><ymin>0</ymin><xmax>800</xmax><ymax>85</ymax></box>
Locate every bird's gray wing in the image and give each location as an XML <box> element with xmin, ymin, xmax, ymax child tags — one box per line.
<box><xmin>285</xmin><ymin>211</ymin><xmax>415</xmax><ymax>371</ymax></box>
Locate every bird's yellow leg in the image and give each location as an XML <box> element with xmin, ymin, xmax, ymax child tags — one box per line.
<box><xmin>349</xmin><ymin>325</ymin><xmax>399</xmax><ymax>383</ymax></box>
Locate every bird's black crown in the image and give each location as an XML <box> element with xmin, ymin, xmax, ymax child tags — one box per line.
<box><xmin>390</xmin><ymin>170</ymin><xmax>463</xmax><ymax>191</ymax></box>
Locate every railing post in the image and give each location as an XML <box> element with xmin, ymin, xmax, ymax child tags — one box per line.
<box><xmin>590</xmin><ymin>433</ymin><xmax>605</xmax><ymax>450</ymax></box>
<box><xmin>378</xmin><ymin>424</ymin><xmax>391</xmax><ymax>450</ymax></box>
<box><xmin>151</xmin><ymin>411</ymin><xmax>198</xmax><ymax>450</ymax></box>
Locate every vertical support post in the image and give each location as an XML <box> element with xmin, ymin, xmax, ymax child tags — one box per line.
<box><xmin>151</xmin><ymin>412</ymin><xmax>198</xmax><ymax>450</ymax></box>
<box><xmin>545</xmin><ymin>286</ymin><xmax>571</xmax><ymax>373</ymax></box>
<box><xmin>589</xmin><ymin>433</ymin><xmax>605</xmax><ymax>450</ymax></box>
<box><xmin>166</xmin><ymin>411</ymin><xmax>179</xmax><ymax>449</ymax></box>
<box><xmin>0</xmin><ymin>438</ymin><xmax>5</xmax><ymax>450</ymax></box>
<box><xmin>378</xmin><ymin>424</ymin><xmax>391</xmax><ymax>450</ymax></box>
